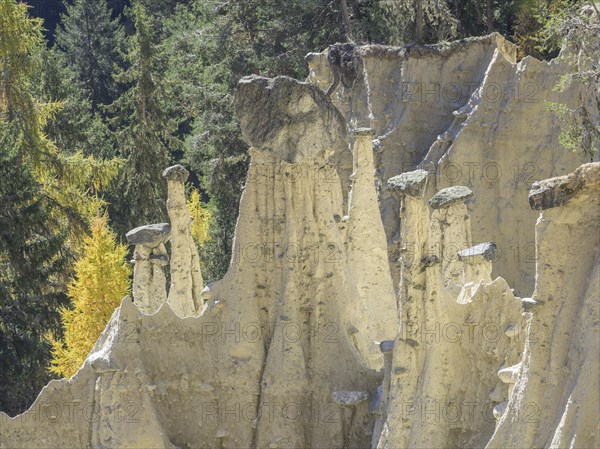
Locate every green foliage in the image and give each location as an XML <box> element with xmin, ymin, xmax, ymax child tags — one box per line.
<box><xmin>541</xmin><ymin>1</ymin><xmax>600</xmax><ymax>158</ymax></box>
<box><xmin>0</xmin><ymin>0</ymin><xmax>121</xmax><ymax>414</ymax></box>
<box><xmin>380</xmin><ymin>0</ymin><xmax>458</xmax><ymax>44</ymax></box>
<box><xmin>0</xmin><ymin>125</ymin><xmax>68</xmax><ymax>416</ymax></box>
<box><xmin>36</xmin><ymin>48</ymin><xmax>117</xmax><ymax>160</ymax></box>
<box><xmin>55</xmin><ymin>0</ymin><xmax>124</xmax><ymax>110</ymax></box>
<box><xmin>107</xmin><ymin>1</ymin><xmax>178</xmax><ymax>234</ymax></box>
<box><xmin>47</xmin><ymin>215</ymin><xmax>131</xmax><ymax>379</ymax></box>
<box><xmin>1</xmin><ymin>0</ymin><xmax>121</xmax><ymax>242</ymax></box>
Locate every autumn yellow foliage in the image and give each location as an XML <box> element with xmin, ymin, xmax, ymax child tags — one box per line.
<box><xmin>47</xmin><ymin>215</ymin><xmax>131</xmax><ymax>378</ymax></box>
<box><xmin>187</xmin><ymin>187</ymin><xmax>212</xmax><ymax>246</ymax></box>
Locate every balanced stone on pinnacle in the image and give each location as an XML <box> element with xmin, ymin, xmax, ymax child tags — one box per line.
<box><xmin>126</xmin><ymin>223</ymin><xmax>171</xmax><ymax>247</ymax></box>
<box><xmin>528</xmin><ymin>175</ymin><xmax>583</xmax><ymax>211</ymax></box>
<box><xmin>163</xmin><ymin>164</ymin><xmax>190</xmax><ymax>183</ymax></box>
<box><xmin>126</xmin><ymin>223</ymin><xmax>170</xmax><ymax>314</ymax></box>
<box><xmin>353</xmin><ymin>127</ymin><xmax>375</xmax><ymax>137</ymax></box>
<box><xmin>163</xmin><ymin>164</ymin><xmax>204</xmax><ymax>318</ymax></box>
<box><xmin>458</xmin><ymin>242</ymin><xmax>497</xmax><ymax>264</ymax></box>
<box><xmin>387</xmin><ymin>169</ymin><xmax>429</xmax><ymax>197</ymax></box>
<box><xmin>429</xmin><ymin>186</ymin><xmax>473</xmax><ymax>209</ymax></box>
<box><xmin>235</xmin><ymin>75</ymin><xmax>349</xmax><ymax>164</ymax></box>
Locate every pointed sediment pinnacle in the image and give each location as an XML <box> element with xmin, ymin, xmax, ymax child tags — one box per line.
<box><xmin>428</xmin><ymin>185</ymin><xmax>473</xmax><ymax>209</ymax></box>
<box><xmin>163</xmin><ymin>164</ymin><xmax>203</xmax><ymax>318</ymax></box>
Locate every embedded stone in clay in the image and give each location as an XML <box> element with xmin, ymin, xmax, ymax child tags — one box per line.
<box><xmin>379</xmin><ymin>340</ymin><xmax>394</xmax><ymax>353</ymax></box>
<box><xmin>331</xmin><ymin>391</ymin><xmax>369</xmax><ymax>406</ymax></box>
<box><xmin>458</xmin><ymin>242</ymin><xmax>497</xmax><ymax>263</ymax></box>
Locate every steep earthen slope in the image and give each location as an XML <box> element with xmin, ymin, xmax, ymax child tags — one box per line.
<box><xmin>307</xmin><ymin>33</ymin><xmax>594</xmax><ymax>296</ymax></box>
<box><xmin>1</xmin><ymin>35</ymin><xmax>598</xmax><ymax>449</ymax></box>
<box><xmin>0</xmin><ymin>76</ymin><xmax>398</xmax><ymax>449</ymax></box>
<box><xmin>487</xmin><ymin>163</ymin><xmax>600</xmax><ymax>449</ymax></box>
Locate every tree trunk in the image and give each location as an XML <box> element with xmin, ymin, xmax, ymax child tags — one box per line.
<box><xmin>349</xmin><ymin>0</ymin><xmax>362</xmax><ymax>20</ymax></box>
<box><xmin>339</xmin><ymin>0</ymin><xmax>353</xmax><ymax>41</ymax></box>
<box><xmin>415</xmin><ymin>0</ymin><xmax>424</xmax><ymax>44</ymax></box>
<box><xmin>486</xmin><ymin>0</ymin><xmax>493</xmax><ymax>33</ymax></box>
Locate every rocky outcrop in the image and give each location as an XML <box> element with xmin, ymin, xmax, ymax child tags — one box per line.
<box><xmin>236</xmin><ymin>75</ymin><xmax>353</xmax><ymax>206</ymax></box>
<box><xmin>1</xmin><ymin>35</ymin><xmax>598</xmax><ymax>449</ymax></box>
<box><xmin>486</xmin><ymin>162</ymin><xmax>600</xmax><ymax>449</ymax></box>
<box><xmin>372</xmin><ymin>182</ymin><xmax>524</xmax><ymax>449</ymax></box>
<box><xmin>307</xmin><ymin>33</ymin><xmax>595</xmax><ymax>296</ymax></box>
<box><xmin>126</xmin><ymin>223</ymin><xmax>170</xmax><ymax>314</ymax></box>
<box><xmin>0</xmin><ymin>76</ymin><xmax>397</xmax><ymax>449</ymax></box>
<box><xmin>163</xmin><ymin>164</ymin><xmax>204</xmax><ymax>318</ymax></box>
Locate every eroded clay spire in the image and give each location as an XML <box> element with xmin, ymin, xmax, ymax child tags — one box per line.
<box><xmin>163</xmin><ymin>164</ymin><xmax>204</xmax><ymax>317</ymax></box>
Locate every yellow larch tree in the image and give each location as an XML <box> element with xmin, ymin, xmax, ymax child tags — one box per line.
<box><xmin>187</xmin><ymin>187</ymin><xmax>212</xmax><ymax>246</ymax></box>
<box><xmin>47</xmin><ymin>215</ymin><xmax>131</xmax><ymax>378</ymax></box>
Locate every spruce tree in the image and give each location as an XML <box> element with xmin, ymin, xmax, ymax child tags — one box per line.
<box><xmin>47</xmin><ymin>215</ymin><xmax>131</xmax><ymax>379</ymax></box>
<box><xmin>55</xmin><ymin>0</ymin><xmax>123</xmax><ymax>111</ymax></box>
<box><xmin>37</xmin><ymin>48</ymin><xmax>117</xmax><ymax>160</ymax></box>
<box><xmin>380</xmin><ymin>0</ymin><xmax>458</xmax><ymax>44</ymax></box>
<box><xmin>0</xmin><ymin>125</ymin><xmax>68</xmax><ymax>415</ymax></box>
<box><xmin>0</xmin><ymin>0</ymin><xmax>120</xmax><ymax>241</ymax></box>
<box><xmin>108</xmin><ymin>1</ymin><xmax>179</xmax><ymax>234</ymax></box>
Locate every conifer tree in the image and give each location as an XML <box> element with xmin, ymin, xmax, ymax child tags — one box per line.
<box><xmin>0</xmin><ymin>0</ymin><xmax>120</xmax><ymax>241</ymax></box>
<box><xmin>0</xmin><ymin>125</ymin><xmax>68</xmax><ymax>415</ymax></box>
<box><xmin>36</xmin><ymin>48</ymin><xmax>117</xmax><ymax>160</ymax></box>
<box><xmin>55</xmin><ymin>0</ymin><xmax>124</xmax><ymax>110</ymax></box>
<box><xmin>187</xmin><ymin>187</ymin><xmax>212</xmax><ymax>247</ymax></box>
<box><xmin>47</xmin><ymin>215</ymin><xmax>131</xmax><ymax>379</ymax></box>
<box><xmin>108</xmin><ymin>1</ymin><xmax>179</xmax><ymax>234</ymax></box>
<box><xmin>380</xmin><ymin>0</ymin><xmax>458</xmax><ymax>44</ymax></box>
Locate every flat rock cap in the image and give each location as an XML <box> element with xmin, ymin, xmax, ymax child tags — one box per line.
<box><xmin>236</xmin><ymin>75</ymin><xmax>350</xmax><ymax>164</ymax></box>
<box><xmin>387</xmin><ymin>169</ymin><xmax>429</xmax><ymax>197</ymax></box>
<box><xmin>429</xmin><ymin>185</ymin><xmax>473</xmax><ymax>209</ymax></box>
<box><xmin>162</xmin><ymin>164</ymin><xmax>189</xmax><ymax>182</ymax></box>
<box><xmin>353</xmin><ymin>127</ymin><xmax>375</xmax><ymax>136</ymax></box>
<box><xmin>458</xmin><ymin>242</ymin><xmax>497</xmax><ymax>263</ymax></box>
<box><xmin>126</xmin><ymin>223</ymin><xmax>171</xmax><ymax>246</ymax></box>
<box><xmin>529</xmin><ymin>162</ymin><xmax>599</xmax><ymax>210</ymax></box>
<box><xmin>529</xmin><ymin>175</ymin><xmax>582</xmax><ymax>210</ymax></box>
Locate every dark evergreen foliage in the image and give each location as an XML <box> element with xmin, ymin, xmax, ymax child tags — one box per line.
<box><xmin>0</xmin><ymin>126</ymin><xmax>68</xmax><ymax>416</ymax></box>
<box><xmin>55</xmin><ymin>0</ymin><xmax>124</xmax><ymax>110</ymax></box>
